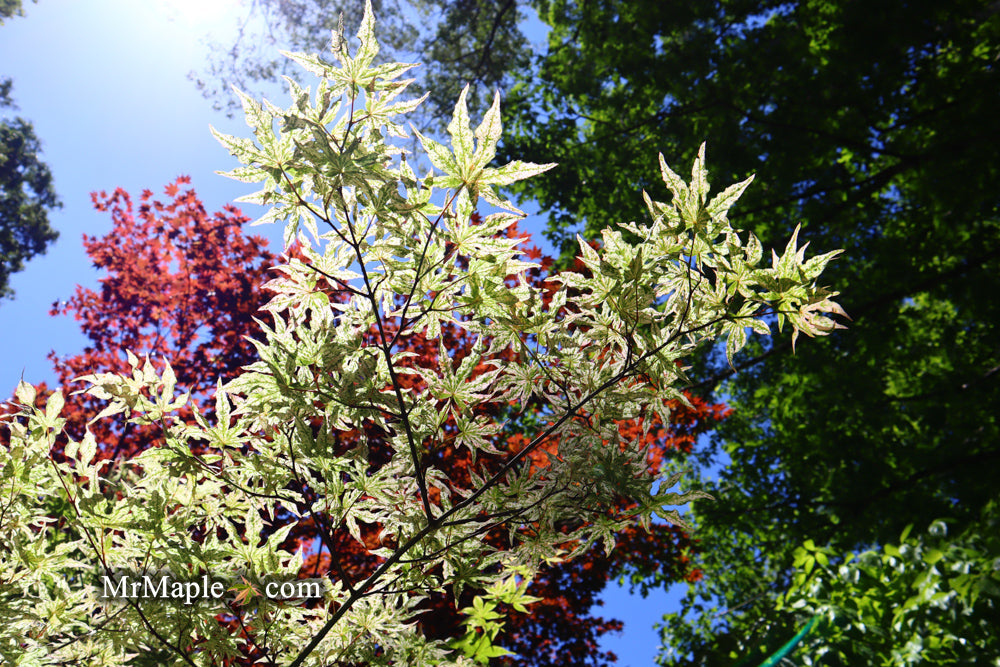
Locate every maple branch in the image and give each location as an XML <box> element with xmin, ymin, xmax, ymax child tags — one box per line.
<box><xmin>232</xmin><ymin>610</ymin><xmax>278</xmax><ymax>667</ymax></box>
<box><xmin>470</xmin><ymin>0</ymin><xmax>519</xmax><ymax>83</ymax></box>
<box><xmin>277</xmin><ymin>169</ymin><xmax>332</xmax><ymax>227</ymax></box>
<box><xmin>438</xmin><ymin>307</ymin><xmax>728</xmax><ymax>531</ymax></box>
<box><xmin>394</xmin><ymin>188</ymin><xmax>465</xmax><ymax>339</ymax></box>
<box><xmin>288</xmin><ymin>301</ymin><xmax>729</xmax><ymax>667</ymax></box>
<box><xmin>339</xmin><ymin>194</ymin><xmax>436</xmax><ymax>524</ymax></box>
<box><xmin>685</xmin><ymin>246</ymin><xmax>1000</xmax><ymax>393</ymax></box>
<box><xmin>395</xmin><ymin>484</ymin><xmax>570</xmax><ymax>567</ymax></box>
<box><xmin>303</xmin><ymin>262</ymin><xmax>367</xmax><ymax>298</ymax></box>
<box><xmin>46</xmin><ymin>456</ymin><xmax>201</xmax><ymax>666</ymax></box>
<box><xmin>125</xmin><ymin>599</ymin><xmax>201</xmax><ymax>667</ymax></box>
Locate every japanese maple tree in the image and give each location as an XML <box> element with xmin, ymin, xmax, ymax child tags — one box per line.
<box><xmin>26</xmin><ymin>176</ymin><xmax>721</xmax><ymax>666</ymax></box>
<box><xmin>0</xmin><ymin>4</ymin><xmax>844</xmax><ymax>665</ymax></box>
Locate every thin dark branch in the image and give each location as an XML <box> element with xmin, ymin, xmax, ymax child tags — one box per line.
<box><xmin>303</xmin><ymin>262</ymin><xmax>366</xmax><ymax>298</ymax></box>
<box><xmin>470</xmin><ymin>0</ymin><xmax>518</xmax><ymax>81</ymax></box>
<box><xmin>343</xmin><ymin>196</ymin><xmax>436</xmax><ymax>523</ymax></box>
<box><xmin>731</xmin><ymin>103</ymin><xmax>913</xmax><ymax>161</ymax></box>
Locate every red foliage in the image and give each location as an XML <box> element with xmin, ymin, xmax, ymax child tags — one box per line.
<box><xmin>47</xmin><ymin>177</ymin><xmax>276</xmax><ymax>459</ymax></box>
<box><xmin>19</xmin><ymin>179</ymin><xmax>727</xmax><ymax>666</ymax></box>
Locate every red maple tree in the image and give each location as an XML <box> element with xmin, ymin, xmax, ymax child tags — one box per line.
<box><xmin>47</xmin><ymin>176</ymin><xmax>276</xmax><ymax>459</ymax></box>
<box><xmin>20</xmin><ymin>178</ymin><xmax>727</xmax><ymax>665</ymax></box>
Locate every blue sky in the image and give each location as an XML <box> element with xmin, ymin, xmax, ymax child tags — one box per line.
<box><xmin>0</xmin><ymin>2</ymin><xmax>688</xmax><ymax>664</ymax></box>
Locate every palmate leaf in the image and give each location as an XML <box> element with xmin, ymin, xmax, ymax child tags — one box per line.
<box><xmin>658</xmin><ymin>151</ymin><xmax>688</xmax><ymax>202</ymax></box>
<box><xmin>281</xmin><ymin>50</ymin><xmax>336</xmax><ymax>79</ymax></box>
<box><xmin>413</xmin><ymin>129</ymin><xmax>460</xmax><ymax>179</ymax></box>
<box><xmin>419</xmin><ymin>87</ymin><xmax>555</xmax><ymax>199</ymax></box>
<box><xmin>689</xmin><ymin>142</ymin><xmax>709</xmax><ymax>211</ymax></box>
<box><xmin>725</xmin><ymin>321</ymin><xmax>749</xmax><ymax>367</ymax></box>
<box><xmin>209</xmin><ymin>126</ymin><xmax>267</xmax><ymax>165</ymax></box>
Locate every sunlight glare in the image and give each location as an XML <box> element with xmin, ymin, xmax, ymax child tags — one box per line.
<box><xmin>157</xmin><ymin>0</ymin><xmax>242</xmax><ymax>29</ymax></box>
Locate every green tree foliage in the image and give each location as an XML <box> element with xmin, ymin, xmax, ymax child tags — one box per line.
<box><xmin>0</xmin><ymin>5</ymin><xmax>843</xmax><ymax>664</ymax></box>
<box><xmin>194</xmin><ymin>0</ymin><xmax>528</xmax><ymax>128</ymax></box>
<box><xmin>1</xmin><ymin>0</ymin><xmax>56</xmax><ymax>302</ymax></box>
<box><xmin>0</xmin><ymin>0</ymin><xmax>29</xmax><ymax>24</ymax></box>
<box><xmin>488</xmin><ymin>0</ymin><xmax>1000</xmax><ymax>663</ymax></box>
<box><xmin>0</xmin><ymin>77</ymin><xmax>60</xmax><ymax>301</ymax></box>
<box><xmin>776</xmin><ymin>504</ymin><xmax>1000</xmax><ymax>666</ymax></box>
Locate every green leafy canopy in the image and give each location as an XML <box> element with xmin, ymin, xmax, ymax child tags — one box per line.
<box><xmin>1</xmin><ymin>3</ymin><xmax>844</xmax><ymax>664</ymax></box>
<box><xmin>0</xmin><ymin>77</ymin><xmax>60</xmax><ymax>302</ymax></box>
<box><xmin>490</xmin><ymin>1</ymin><xmax>1000</xmax><ymax>663</ymax></box>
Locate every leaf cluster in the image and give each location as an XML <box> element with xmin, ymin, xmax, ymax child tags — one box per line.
<box><xmin>775</xmin><ymin>505</ymin><xmax>1000</xmax><ymax>666</ymax></box>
